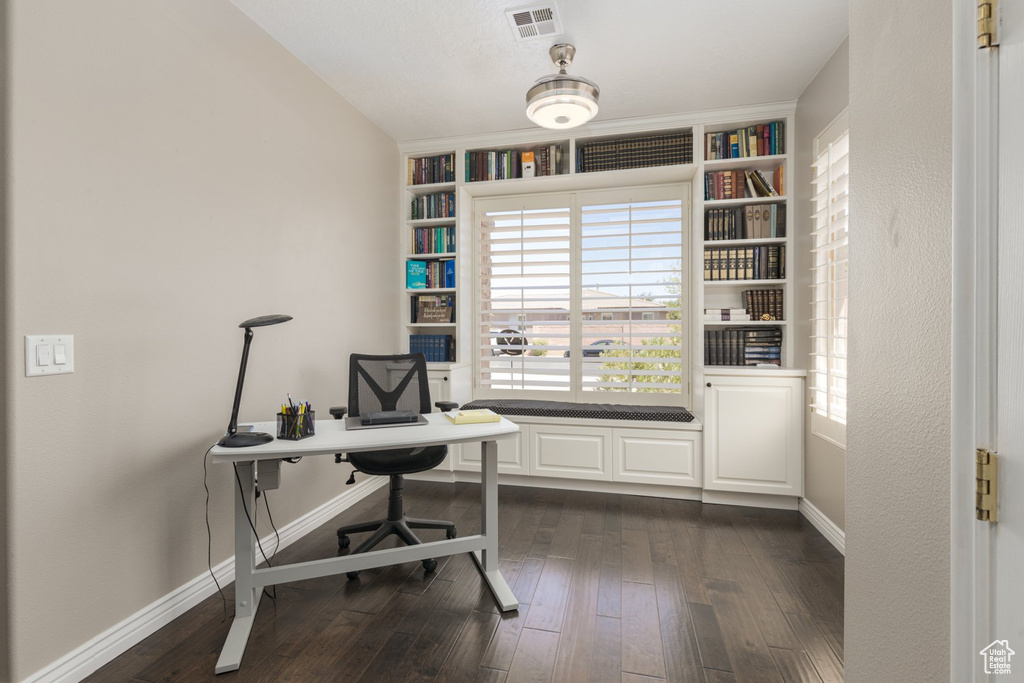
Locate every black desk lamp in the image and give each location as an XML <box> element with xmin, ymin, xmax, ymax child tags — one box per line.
<box><xmin>218</xmin><ymin>314</ymin><xmax>292</xmax><ymax>448</ymax></box>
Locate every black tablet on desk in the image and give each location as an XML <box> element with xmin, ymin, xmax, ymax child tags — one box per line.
<box><xmin>344</xmin><ymin>412</ymin><xmax>428</xmax><ymax>430</ymax></box>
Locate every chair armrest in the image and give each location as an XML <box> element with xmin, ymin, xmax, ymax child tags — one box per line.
<box><xmin>329</xmin><ymin>406</ymin><xmax>348</xmax><ymax>420</ymax></box>
<box><xmin>435</xmin><ymin>401</ymin><xmax>459</xmax><ymax>412</ymax></box>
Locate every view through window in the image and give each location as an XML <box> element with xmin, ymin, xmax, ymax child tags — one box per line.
<box><xmin>476</xmin><ymin>186</ymin><xmax>689</xmax><ymax>404</ymax></box>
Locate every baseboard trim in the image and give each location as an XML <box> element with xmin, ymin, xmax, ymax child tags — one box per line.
<box><xmin>23</xmin><ymin>477</ymin><xmax>387</xmax><ymax>683</ymax></box>
<box><xmin>798</xmin><ymin>497</ymin><xmax>846</xmax><ymax>555</ymax></box>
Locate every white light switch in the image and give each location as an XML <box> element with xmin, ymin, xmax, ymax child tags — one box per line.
<box><xmin>26</xmin><ymin>335</ymin><xmax>75</xmax><ymax>376</ymax></box>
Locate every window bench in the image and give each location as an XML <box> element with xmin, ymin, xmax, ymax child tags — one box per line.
<box><xmin>436</xmin><ymin>399</ymin><xmax>704</xmax><ymax>494</ymax></box>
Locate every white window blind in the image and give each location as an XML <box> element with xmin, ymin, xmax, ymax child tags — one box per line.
<box><xmin>475</xmin><ymin>187</ymin><xmax>688</xmax><ymax>403</ymax></box>
<box><xmin>477</xmin><ymin>195</ymin><xmax>572</xmax><ymax>392</ymax></box>
<box><xmin>580</xmin><ymin>193</ymin><xmax>685</xmax><ymax>394</ymax></box>
<box><xmin>810</xmin><ymin>110</ymin><xmax>849</xmax><ymax>444</ymax></box>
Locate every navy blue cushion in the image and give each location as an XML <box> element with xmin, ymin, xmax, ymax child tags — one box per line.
<box><xmin>460</xmin><ymin>399</ymin><xmax>694</xmax><ymax>422</ymax></box>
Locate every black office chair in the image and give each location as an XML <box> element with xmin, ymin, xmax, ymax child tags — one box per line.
<box><xmin>329</xmin><ymin>353</ymin><xmax>458</xmax><ymax>580</ymax></box>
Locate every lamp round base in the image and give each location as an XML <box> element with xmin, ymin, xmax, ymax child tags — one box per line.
<box><xmin>218</xmin><ymin>432</ymin><xmax>274</xmax><ymax>448</ymax></box>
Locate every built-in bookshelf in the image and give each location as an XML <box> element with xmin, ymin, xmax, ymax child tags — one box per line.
<box><xmin>404</xmin><ymin>151</ymin><xmax>458</xmax><ymax>363</ymax></box>
<box><xmin>398</xmin><ymin>109</ymin><xmax>794</xmax><ymax>372</ymax></box>
<box><xmin>701</xmin><ymin>116</ymin><xmax>794</xmax><ymax>369</ymax></box>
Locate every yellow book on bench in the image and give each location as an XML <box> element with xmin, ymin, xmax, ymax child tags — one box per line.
<box><xmin>444</xmin><ymin>409</ymin><xmax>500</xmax><ymax>424</ymax></box>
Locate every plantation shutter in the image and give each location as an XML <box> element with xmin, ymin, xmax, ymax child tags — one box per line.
<box><xmin>477</xmin><ymin>194</ymin><xmax>572</xmax><ymax>392</ymax></box>
<box><xmin>810</xmin><ymin>111</ymin><xmax>849</xmax><ymax>441</ymax></box>
<box><xmin>579</xmin><ymin>190</ymin><xmax>686</xmax><ymax>394</ymax></box>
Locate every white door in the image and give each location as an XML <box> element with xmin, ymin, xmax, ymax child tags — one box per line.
<box><xmin>993</xmin><ymin>1</ymin><xmax>1024</xmax><ymax>668</ymax></box>
<box><xmin>951</xmin><ymin>2</ymin><xmax>1024</xmax><ymax>680</ymax></box>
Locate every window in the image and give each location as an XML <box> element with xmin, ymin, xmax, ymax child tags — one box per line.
<box><xmin>810</xmin><ymin>110</ymin><xmax>849</xmax><ymax>446</ymax></box>
<box><xmin>475</xmin><ymin>186</ymin><xmax>689</xmax><ymax>404</ymax></box>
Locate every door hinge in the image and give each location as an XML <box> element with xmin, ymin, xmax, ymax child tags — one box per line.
<box><xmin>978</xmin><ymin>0</ymin><xmax>999</xmax><ymax>48</ymax></box>
<box><xmin>976</xmin><ymin>448</ymin><xmax>998</xmax><ymax>522</ymax></box>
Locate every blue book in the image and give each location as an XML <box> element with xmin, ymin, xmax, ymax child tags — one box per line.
<box><xmin>407</xmin><ymin>261</ymin><xmax>427</xmax><ymax>289</ymax></box>
<box><xmin>443</xmin><ymin>259</ymin><xmax>455</xmax><ymax>288</ymax></box>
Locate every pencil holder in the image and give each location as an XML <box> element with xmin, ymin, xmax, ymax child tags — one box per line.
<box><xmin>277</xmin><ymin>410</ymin><xmax>315</xmax><ymax>441</ymax></box>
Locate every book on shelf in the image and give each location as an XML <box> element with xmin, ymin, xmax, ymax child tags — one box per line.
<box><xmin>704</xmin><ymin>245</ymin><xmax>785</xmax><ymax>281</ymax></box>
<box><xmin>411</xmin><ymin>294</ymin><xmax>455</xmax><ymax>323</ymax></box>
<box><xmin>406</xmin><ymin>261</ymin><xmax>427</xmax><ymax>289</ymax></box>
<box><xmin>705</xmin><ymin>121</ymin><xmax>785</xmax><ymax>160</ymax></box>
<box><xmin>410</xmin><ymin>191</ymin><xmax>455</xmax><ymax>219</ymax></box>
<box><xmin>407</xmin><ymin>153</ymin><xmax>455</xmax><ymax>186</ymax></box>
<box><xmin>409</xmin><ymin>334</ymin><xmax>454</xmax><ymax>362</ymax></box>
<box><xmin>465</xmin><ymin>145</ymin><xmax>563</xmax><ymax>182</ymax></box>
<box><xmin>742</xmin><ymin>288</ymin><xmax>784</xmax><ymax>320</ymax></box>
<box><xmin>444</xmin><ymin>408</ymin><xmax>500</xmax><ymax>424</ymax></box>
<box><xmin>412</xmin><ymin>225</ymin><xmax>455</xmax><ymax>254</ymax></box>
<box><xmin>577</xmin><ymin>132</ymin><xmax>693</xmax><ymax>173</ymax></box>
<box><xmin>704</xmin><ymin>326</ymin><xmax>783</xmax><ymax>366</ymax></box>
<box><xmin>704</xmin><ymin>308</ymin><xmax>750</xmax><ymax>321</ymax></box>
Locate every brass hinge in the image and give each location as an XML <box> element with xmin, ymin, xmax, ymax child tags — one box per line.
<box><xmin>978</xmin><ymin>0</ymin><xmax>999</xmax><ymax>48</ymax></box>
<box><xmin>976</xmin><ymin>448</ymin><xmax>998</xmax><ymax>522</ymax></box>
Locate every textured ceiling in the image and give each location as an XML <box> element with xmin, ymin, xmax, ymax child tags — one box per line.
<box><xmin>231</xmin><ymin>0</ymin><xmax>849</xmax><ymax>143</ymax></box>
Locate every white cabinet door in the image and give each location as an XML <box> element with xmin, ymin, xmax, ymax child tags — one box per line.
<box><xmin>530</xmin><ymin>424</ymin><xmax>612</xmax><ymax>481</ymax></box>
<box><xmin>704</xmin><ymin>375</ymin><xmax>803</xmax><ymax>495</ymax></box>
<box><xmin>425</xmin><ymin>368</ymin><xmax>456</xmax><ymax>470</ymax></box>
<box><xmin>612</xmin><ymin>428</ymin><xmax>702</xmax><ymax>487</ymax></box>
<box><xmin>454</xmin><ymin>430</ymin><xmax>526</xmax><ymax>474</ymax></box>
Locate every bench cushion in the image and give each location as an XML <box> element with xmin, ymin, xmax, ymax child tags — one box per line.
<box><xmin>460</xmin><ymin>399</ymin><xmax>695</xmax><ymax>423</ymax></box>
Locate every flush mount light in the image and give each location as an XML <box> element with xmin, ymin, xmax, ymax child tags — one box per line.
<box><xmin>525</xmin><ymin>44</ymin><xmax>599</xmax><ymax>130</ymax></box>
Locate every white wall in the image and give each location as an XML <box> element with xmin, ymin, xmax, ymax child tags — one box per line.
<box><xmin>846</xmin><ymin>1</ymin><xmax>952</xmax><ymax>680</ymax></box>
<box><xmin>795</xmin><ymin>38</ymin><xmax>849</xmax><ymax>531</ymax></box>
<box><xmin>5</xmin><ymin>1</ymin><xmax>398</xmax><ymax>679</ymax></box>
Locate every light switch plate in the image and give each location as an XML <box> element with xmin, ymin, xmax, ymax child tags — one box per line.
<box><xmin>25</xmin><ymin>335</ymin><xmax>74</xmax><ymax>376</ymax></box>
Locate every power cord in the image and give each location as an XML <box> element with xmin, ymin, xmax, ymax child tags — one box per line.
<box><xmin>232</xmin><ymin>462</ymin><xmax>278</xmax><ymax>601</ymax></box>
<box><xmin>203</xmin><ymin>446</ymin><xmax>228</xmax><ymax>622</ymax></box>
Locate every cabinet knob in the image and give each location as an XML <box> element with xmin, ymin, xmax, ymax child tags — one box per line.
<box><xmin>706</xmin><ymin>382</ymin><xmax>712</xmax><ymax>388</ymax></box>
<box><xmin>443</xmin><ymin>376</ymin><xmax>448</xmax><ymax>381</ymax></box>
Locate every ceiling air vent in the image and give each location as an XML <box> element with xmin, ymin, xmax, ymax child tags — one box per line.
<box><xmin>505</xmin><ymin>4</ymin><xmax>563</xmax><ymax>42</ymax></box>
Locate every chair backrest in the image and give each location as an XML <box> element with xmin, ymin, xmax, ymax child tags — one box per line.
<box><xmin>348</xmin><ymin>353</ymin><xmax>431</xmax><ymax>418</ymax></box>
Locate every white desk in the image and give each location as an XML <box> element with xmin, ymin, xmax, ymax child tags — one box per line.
<box><xmin>210</xmin><ymin>413</ymin><xmax>521</xmax><ymax>674</ymax></box>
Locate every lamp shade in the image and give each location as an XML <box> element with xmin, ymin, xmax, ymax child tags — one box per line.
<box><xmin>526</xmin><ymin>44</ymin><xmax>600</xmax><ymax>130</ymax></box>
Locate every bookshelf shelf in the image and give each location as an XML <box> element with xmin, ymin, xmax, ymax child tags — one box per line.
<box><xmin>703</xmin><ymin>154</ymin><xmax>787</xmax><ymax>172</ymax></box>
<box><xmin>705</xmin><ymin>195</ymin><xmax>787</xmax><ymax>207</ymax></box>
<box><xmin>406</xmin><ymin>181</ymin><xmax>456</xmax><ymax>196</ymax></box>
<box><xmin>407</xmin><ymin>322</ymin><xmax>456</xmax><ymax>328</ymax></box>
<box><xmin>406</xmin><ymin>287</ymin><xmax>456</xmax><ymax>294</ymax></box>
<box><xmin>704</xmin><ymin>279</ymin><xmax>789</xmax><ymax>287</ymax></box>
<box><xmin>702</xmin><ymin>238</ymin><xmax>786</xmax><ymax>246</ymax></box>
<box><xmin>406</xmin><ymin>252</ymin><xmax>457</xmax><ymax>259</ymax></box>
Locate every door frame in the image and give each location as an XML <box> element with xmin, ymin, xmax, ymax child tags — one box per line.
<box><xmin>950</xmin><ymin>0</ymin><xmax>999</xmax><ymax>680</ymax></box>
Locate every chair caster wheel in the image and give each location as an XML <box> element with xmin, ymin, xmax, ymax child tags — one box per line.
<box><xmin>346</xmin><ymin>571</ymin><xmax>360</xmax><ymax>580</ymax></box>
<box><xmin>338</xmin><ymin>534</ymin><xmax>351</xmax><ymax>550</ymax></box>
<box><xmin>422</xmin><ymin>559</ymin><xmax>437</xmax><ymax>573</ymax></box>
<box><xmin>446</xmin><ymin>527</ymin><xmax>457</xmax><ymax>539</ymax></box>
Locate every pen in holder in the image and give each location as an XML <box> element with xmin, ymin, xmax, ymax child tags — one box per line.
<box><xmin>277</xmin><ymin>409</ymin><xmax>315</xmax><ymax>441</ymax></box>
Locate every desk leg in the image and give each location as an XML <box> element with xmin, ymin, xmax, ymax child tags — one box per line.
<box><xmin>472</xmin><ymin>439</ymin><xmax>519</xmax><ymax>612</ymax></box>
<box><xmin>215</xmin><ymin>461</ymin><xmax>262</xmax><ymax>674</ymax></box>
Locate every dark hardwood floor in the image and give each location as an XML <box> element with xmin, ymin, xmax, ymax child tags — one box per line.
<box><xmin>85</xmin><ymin>481</ymin><xmax>844</xmax><ymax>682</ymax></box>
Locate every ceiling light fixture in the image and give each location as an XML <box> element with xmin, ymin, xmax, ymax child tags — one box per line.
<box><xmin>525</xmin><ymin>44</ymin><xmax>599</xmax><ymax>130</ymax></box>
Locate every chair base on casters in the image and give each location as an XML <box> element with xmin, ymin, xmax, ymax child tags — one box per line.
<box><xmin>337</xmin><ymin>474</ymin><xmax>456</xmax><ymax>580</ymax></box>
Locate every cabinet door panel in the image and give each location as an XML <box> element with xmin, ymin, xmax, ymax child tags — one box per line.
<box><xmin>705</xmin><ymin>376</ymin><xmax>803</xmax><ymax>495</ymax></box>
<box><xmin>613</xmin><ymin>428</ymin><xmax>702</xmax><ymax>486</ymax></box>
<box><xmin>531</xmin><ymin>425</ymin><xmax>612</xmax><ymax>481</ymax></box>
<box><xmin>454</xmin><ymin>431</ymin><xmax>526</xmax><ymax>474</ymax></box>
